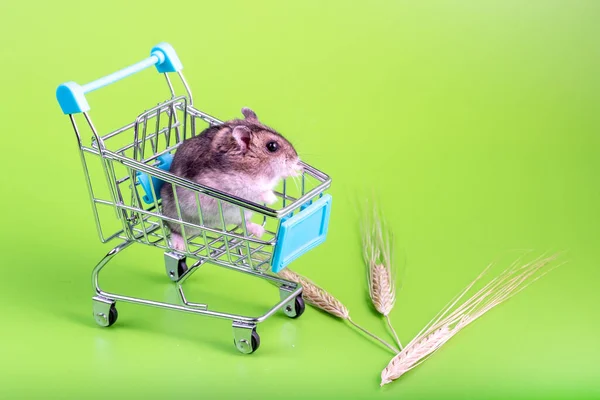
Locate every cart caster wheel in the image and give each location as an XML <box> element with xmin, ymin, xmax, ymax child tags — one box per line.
<box><xmin>177</xmin><ymin>259</ymin><xmax>188</xmax><ymax>277</ymax></box>
<box><xmin>233</xmin><ymin>325</ymin><xmax>260</xmax><ymax>354</ymax></box>
<box><xmin>164</xmin><ymin>251</ymin><xmax>188</xmax><ymax>281</ymax></box>
<box><xmin>283</xmin><ymin>295</ymin><xmax>305</xmax><ymax>319</ymax></box>
<box><xmin>93</xmin><ymin>297</ymin><xmax>118</xmax><ymax>327</ymax></box>
<box><xmin>107</xmin><ymin>304</ymin><xmax>118</xmax><ymax>327</ymax></box>
<box><xmin>292</xmin><ymin>295</ymin><xmax>305</xmax><ymax>319</ymax></box>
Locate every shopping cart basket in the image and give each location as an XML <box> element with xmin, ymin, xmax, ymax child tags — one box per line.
<box><xmin>55</xmin><ymin>43</ymin><xmax>332</xmax><ymax>354</ymax></box>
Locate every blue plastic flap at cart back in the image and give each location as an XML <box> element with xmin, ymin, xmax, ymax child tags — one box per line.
<box><xmin>136</xmin><ymin>153</ymin><xmax>173</xmax><ymax>204</ymax></box>
<box><xmin>271</xmin><ymin>194</ymin><xmax>332</xmax><ymax>273</ymax></box>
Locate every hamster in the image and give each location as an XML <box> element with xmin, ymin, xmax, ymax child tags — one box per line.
<box><xmin>160</xmin><ymin>107</ymin><xmax>302</xmax><ymax>251</ymax></box>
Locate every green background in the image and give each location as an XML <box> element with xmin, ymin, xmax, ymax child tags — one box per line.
<box><xmin>1</xmin><ymin>0</ymin><xmax>599</xmax><ymax>398</ymax></box>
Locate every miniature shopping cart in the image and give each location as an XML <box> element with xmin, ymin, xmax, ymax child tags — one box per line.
<box><xmin>56</xmin><ymin>43</ymin><xmax>332</xmax><ymax>354</ymax></box>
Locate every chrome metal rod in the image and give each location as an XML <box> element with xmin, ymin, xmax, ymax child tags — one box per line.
<box><xmin>92</xmin><ymin>241</ymin><xmax>302</xmax><ymax>324</ymax></box>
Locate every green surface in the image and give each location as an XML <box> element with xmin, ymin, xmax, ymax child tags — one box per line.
<box><xmin>1</xmin><ymin>0</ymin><xmax>599</xmax><ymax>398</ymax></box>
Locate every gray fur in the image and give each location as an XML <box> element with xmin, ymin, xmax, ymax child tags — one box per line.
<box><xmin>160</xmin><ymin>107</ymin><xmax>300</xmax><ymax>247</ymax></box>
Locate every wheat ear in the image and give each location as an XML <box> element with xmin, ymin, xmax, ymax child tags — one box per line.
<box><xmin>361</xmin><ymin>197</ymin><xmax>403</xmax><ymax>350</ymax></box>
<box><xmin>381</xmin><ymin>252</ymin><xmax>564</xmax><ymax>386</ymax></box>
<box><xmin>277</xmin><ymin>268</ymin><xmax>400</xmax><ymax>354</ymax></box>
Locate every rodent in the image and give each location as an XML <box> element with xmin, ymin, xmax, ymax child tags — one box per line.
<box><xmin>160</xmin><ymin>107</ymin><xmax>301</xmax><ymax>251</ymax></box>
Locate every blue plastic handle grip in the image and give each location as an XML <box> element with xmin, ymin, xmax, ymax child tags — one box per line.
<box><xmin>56</xmin><ymin>42</ymin><xmax>183</xmax><ymax>115</ymax></box>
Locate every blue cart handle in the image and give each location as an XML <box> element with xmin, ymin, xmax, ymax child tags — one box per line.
<box><xmin>56</xmin><ymin>42</ymin><xmax>183</xmax><ymax>115</ymax></box>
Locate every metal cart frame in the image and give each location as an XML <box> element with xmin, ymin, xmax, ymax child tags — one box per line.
<box><xmin>56</xmin><ymin>43</ymin><xmax>332</xmax><ymax>354</ymax></box>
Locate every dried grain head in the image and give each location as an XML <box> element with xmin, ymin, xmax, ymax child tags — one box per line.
<box><xmin>360</xmin><ymin>196</ymin><xmax>399</xmax><ymax>316</ymax></box>
<box><xmin>278</xmin><ymin>269</ymin><xmax>350</xmax><ymax>319</ymax></box>
<box><xmin>381</xmin><ymin>325</ymin><xmax>453</xmax><ymax>385</ymax></box>
<box><xmin>380</xmin><ymin>252</ymin><xmax>564</xmax><ymax>386</ymax></box>
<box><xmin>370</xmin><ymin>263</ymin><xmax>395</xmax><ymax>316</ymax></box>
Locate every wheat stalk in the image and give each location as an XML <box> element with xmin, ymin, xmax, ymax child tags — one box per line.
<box><xmin>380</xmin><ymin>252</ymin><xmax>564</xmax><ymax>386</ymax></box>
<box><xmin>277</xmin><ymin>268</ymin><xmax>400</xmax><ymax>354</ymax></box>
<box><xmin>361</xmin><ymin>196</ymin><xmax>403</xmax><ymax>349</ymax></box>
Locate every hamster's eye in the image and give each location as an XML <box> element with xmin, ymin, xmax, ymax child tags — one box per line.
<box><xmin>266</xmin><ymin>141</ymin><xmax>278</xmax><ymax>152</ymax></box>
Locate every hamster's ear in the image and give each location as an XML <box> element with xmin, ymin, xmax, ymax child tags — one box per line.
<box><xmin>241</xmin><ymin>107</ymin><xmax>258</xmax><ymax>122</ymax></box>
<box><xmin>232</xmin><ymin>126</ymin><xmax>252</xmax><ymax>153</ymax></box>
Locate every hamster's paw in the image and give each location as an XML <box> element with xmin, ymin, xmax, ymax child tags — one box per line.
<box><xmin>170</xmin><ymin>233</ymin><xmax>186</xmax><ymax>251</ymax></box>
<box><xmin>246</xmin><ymin>222</ymin><xmax>265</xmax><ymax>238</ymax></box>
<box><xmin>261</xmin><ymin>190</ymin><xmax>278</xmax><ymax>205</ymax></box>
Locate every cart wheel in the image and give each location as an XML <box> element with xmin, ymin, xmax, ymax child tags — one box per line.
<box><xmin>177</xmin><ymin>259</ymin><xmax>188</xmax><ymax>278</ymax></box>
<box><xmin>93</xmin><ymin>297</ymin><xmax>118</xmax><ymax>327</ymax></box>
<box><xmin>291</xmin><ymin>295</ymin><xmax>305</xmax><ymax>319</ymax></box>
<box><xmin>164</xmin><ymin>252</ymin><xmax>188</xmax><ymax>281</ymax></box>
<box><xmin>107</xmin><ymin>304</ymin><xmax>118</xmax><ymax>327</ymax></box>
<box><xmin>282</xmin><ymin>294</ymin><xmax>306</xmax><ymax>319</ymax></box>
<box><xmin>234</xmin><ymin>329</ymin><xmax>260</xmax><ymax>354</ymax></box>
<box><xmin>251</xmin><ymin>329</ymin><xmax>260</xmax><ymax>352</ymax></box>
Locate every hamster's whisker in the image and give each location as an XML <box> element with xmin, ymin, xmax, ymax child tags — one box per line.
<box><xmin>291</xmin><ymin>175</ymin><xmax>301</xmax><ymax>195</ymax></box>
